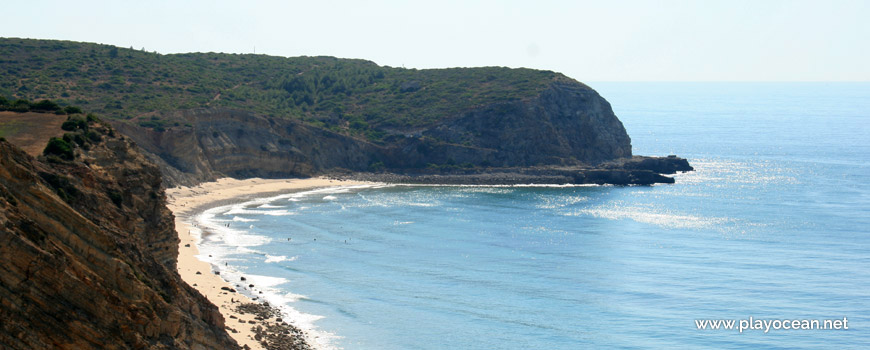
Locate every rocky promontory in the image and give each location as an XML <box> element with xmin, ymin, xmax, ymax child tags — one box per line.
<box><xmin>1</xmin><ymin>38</ymin><xmax>692</xmax><ymax>187</ymax></box>
<box><xmin>112</xmin><ymin>81</ymin><xmax>690</xmax><ymax>187</ymax></box>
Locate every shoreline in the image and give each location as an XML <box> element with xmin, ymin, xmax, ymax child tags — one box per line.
<box><xmin>166</xmin><ymin>177</ymin><xmax>375</xmax><ymax>350</ymax></box>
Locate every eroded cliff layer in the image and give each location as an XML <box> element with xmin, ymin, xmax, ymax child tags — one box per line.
<box><xmin>0</xmin><ymin>120</ymin><xmax>238</xmax><ymax>349</ymax></box>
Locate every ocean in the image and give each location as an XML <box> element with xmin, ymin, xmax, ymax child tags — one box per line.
<box><xmin>192</xmin><ymin>83</ymin><xmax>869</xmax><ymax>349</ymax></box>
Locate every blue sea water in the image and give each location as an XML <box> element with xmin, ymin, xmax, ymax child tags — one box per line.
<box><xmin>193</xmin><ymin>83</ymin><xmax>869</xmax><ymax>349</ymax></box>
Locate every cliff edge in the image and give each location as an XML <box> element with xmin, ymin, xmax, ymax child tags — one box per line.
<box><xmin>0</xmin><ymin>118</ymin><xmax>238</xmax><ymax>349</ymax></box>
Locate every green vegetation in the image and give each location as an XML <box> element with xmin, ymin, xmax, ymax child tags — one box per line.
<box><xmin>36</xmin><ymin>105</ymin><xmax>109</xmax><ymax>160</ymax></box>
<box><xmin>43</xmin><ymin>137</ymin><xmax>74</xmax><ymax>160</ymax></box>
<box><xmin>61</xmin><ymin>116</ymin><xmax>88</xmax><ymax>131</ymax></box>
<box><xmin>0</xmin><ymin>95</ymin><xmax>84</xmax><ymax>115</ymax></box>
<box><xmin>30</xmin><ymin>99</ymin><xmax>62</xmax><ymax>112</ymax></box>
<box><xmin>38</xmin><ymin>171</ymin><xmax>80</xmax><ymax>203</ymax></box>
<box><xmin>0</xmin><ymin>38</ymin><xmax>571</xmax><ymax>141</ymax></box>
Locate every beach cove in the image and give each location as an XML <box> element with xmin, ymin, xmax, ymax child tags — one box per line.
<box><xmin>166</xmin><ymin>177</ymin><xmax>374</xmax><ymax>350</ymax></box>
<box><xmin>167</xmin><ymin>83</ymin><xmax>869</xmax><ymax>350</ymax></box>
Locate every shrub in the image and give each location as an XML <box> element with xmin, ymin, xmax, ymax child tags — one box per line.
<box><xmin>31</xmin><ymin>100</ymin><xmax>62</xmax><ymax>112</ymax></box>
<box><xmin>64</xmin><ymin>106</ymin><xmax>83</xmax><ymax>114</ymax></box>
<box><xmin>61</xmin><ymin>120</ymin><xmax>77</xmax><ymax>131</ymax></box>
<box><xmin>138</xmin><ymin>120</ymin><xmax>161</xmax><ymax>128</ymax></box>
<box><xmin>39</xmin><ymin>172</ymin><xmax>80</xmax><ymax>203</ymax></box>
<box><xmin>63</xmin><ymin>132</ymin><xmax>86</xmax><ymax>146</ymax></box>
<box><xmin>11</xmin><ymin>99</ymin><xmax>30</xmax><ymax>112</ymax></box>
<box><xmin>61</xmin><ymin>116</ymin><xmax>87</xmax><ymax>131</ymax></box>
<box><xmin>43</xmin><ymin>137</ymin><xmax>74</xmax><ymax>160</ymax></box>
<box><xmin>86</xmin><ymin>131</ymin><xmax>102</xmax><ymax>142</ymax></box>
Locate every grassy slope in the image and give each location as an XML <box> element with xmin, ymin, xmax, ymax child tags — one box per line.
<box><xmin>0</xmin><ymin>111</ymin><xmax>66</xmax><ymax>156</ymax></box>
<box><xmin>0</xmin><ymin>38</ymin><xmax>571</xmax><ymax>141</ymax></box>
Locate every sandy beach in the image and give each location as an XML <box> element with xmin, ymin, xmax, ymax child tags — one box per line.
<box><xmin>166</xmin><ymin>177</ymin><xmax>373</xmax><ymax>350</ymax></box>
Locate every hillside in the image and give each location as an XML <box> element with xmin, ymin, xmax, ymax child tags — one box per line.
<box><xmin>0</xmin><ymin>116</ymin><xmax>239</xmax><ymax>349</ymax></box>
<box><xmin>0</xmin><ymin>38</ymin><xmax>691</xmax><ymax>186</ymax></box>
<box><xmin>0</xmin><ymin>38</ymin><xmax>565</xmax><ymax>139</ymax></box>
<box><xmin>0</xmin><ymin>111</ymin><xmax>67</xmax><ymax>156</ymax></box>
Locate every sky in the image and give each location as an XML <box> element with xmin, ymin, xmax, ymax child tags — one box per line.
<box><xmin>2</xmin><ymin>0</ymin><xmax>868</xmax><ymax>82</ymax></box>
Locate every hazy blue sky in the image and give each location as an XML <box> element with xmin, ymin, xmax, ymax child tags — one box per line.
<box><xmin>2</xmin><ymin>0</ymin><xmax>867</xmax><ymax>81</ymax></box>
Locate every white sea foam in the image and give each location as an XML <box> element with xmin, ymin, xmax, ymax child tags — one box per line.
<box><xmin>235</xmin><ymin>246</ymin><xmax>261</xmax><ymax>254</ymax></box>
<box><xmin>259</xmin><ymin>210</ymin><xmax>296</xmax><ymax>216</ymax></box>
<box><xmin>244</xmin><ymin>273</ymin><xmax>289</xmax><ymax>288</ymax></box>
<box><xmin>355</xmin><ymin>192</ymin><xmax>438</xmax><ymax>208</ymax></box>
<box><xmin>283</xmin><ymin>292</ymin><xmax>308</xmax><ymax>302</ymax></box>
<box><xmin>196</xmin><ymin>207</ymin><xmax>271</xmax><ymax>248</ymax></box>
<box><xmin>258</xmin><ymin>203</ymin><xmax>285</xmax><ymax>209</ymax></box>
<box><xmin>191</xmin><ymin>184</ymin><xmax>390</xmax><ymax>350</ymax></box>
<box><xmin>223</xmin><ymin>207</ymin><xmax>265</xmax><ymax>216</ymax></box>
<box><xmin>264</xmin><ymin>255</ymin><xmax>298</xmax><ymax>263</ymax></box>
<box><xmin>189</xmin><ymin>184</ymin><xmax>388</xmax><ymax>350</ymax></box>
<box><xmin>458</xmin><ymin>187</ymin><xmax>516</xmax><ymax>194</ymax></box>
<box><xmin>217</xmin><ymin>267</ymin><xmax>341</xmax><ymax>349</ymax></box>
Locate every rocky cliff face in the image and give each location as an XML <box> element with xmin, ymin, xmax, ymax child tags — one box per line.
<box><xmin>0</xmin><ymin>121</ymin><xmax>238</xmax><ymax>349</ymax></box>
<box><xmin>114</xmin><ymin>81</ymin><xmax>639</xmax><ymax>187</ymax></box>
<box><xmin>114</xmin><ymin>109</ymin><xmax>384</xmax><ymax>187</ymax></box>
<box><xmin>420</xmin><ymin>82</ymin><xmax>631</xmax><ymax>166</ymax></box>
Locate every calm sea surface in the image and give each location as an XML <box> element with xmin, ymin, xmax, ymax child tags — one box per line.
<box><xmin>194</xmin><ymin>83</ymin><xmax>869</xmax><ymax>349</ymax></box>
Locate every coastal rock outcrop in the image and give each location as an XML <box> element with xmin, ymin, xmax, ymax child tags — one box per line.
<box><xmin>112</xmin><ymin>80</ymin><xmax>671</xmax><ymax>187</ymax></box>
<box><xmin>0</xmin><ymin>120</ymin><xmax>238</xmax><ymax>349</ymax></box>
<box><xmin>113</xmin><ymin>109</ymin><xmax>382</xmax><ymax>187</ymax></box>
<box><xmin>416</xmin><ymin>82</ymin><xmax>631</xmax><ymax>167</ymax></box>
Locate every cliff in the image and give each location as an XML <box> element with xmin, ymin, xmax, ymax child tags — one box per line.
<box><xmin>410</xmin><ymin>81</ymin><xmax>632</xmax><ymax>166</ymax></box>
<box><xmin>113</xmin><ymin>109</ymin><xmax>382</xmax><ymax>187</ymax></box>
<box><xmin>1</xmin><ymin>38</ymin><xmax>691</xmax><ymax>187</ymax></box>
<box><xmin>0</xmin><ymin>119</ymin><xmax>238</xmax><ymax>349</ymax></box>
<box><xmin>111</xmin><ymin>81</ymin><xmax>668</xmax><ymax>187</ymax></box>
